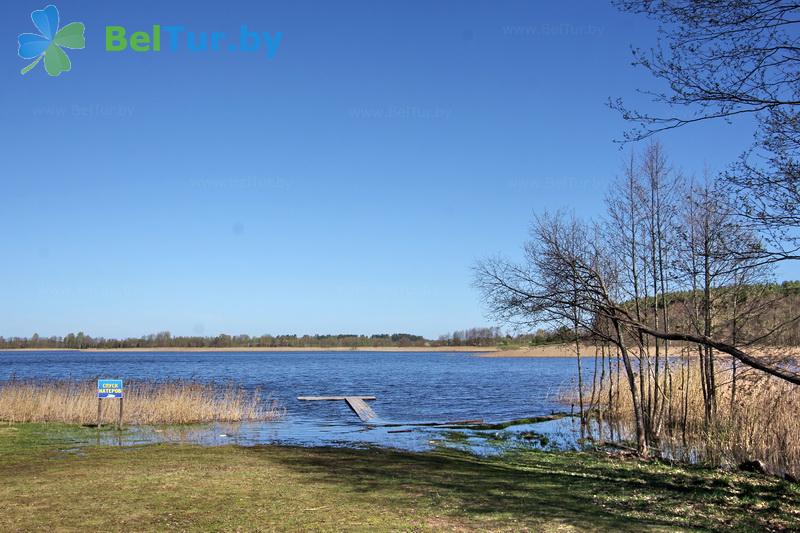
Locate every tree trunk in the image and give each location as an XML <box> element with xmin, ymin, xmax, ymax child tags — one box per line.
<box><xmin>613</xmin><ymin>318</ymin><xmax>648</xmax><ymax>457</ymax></box>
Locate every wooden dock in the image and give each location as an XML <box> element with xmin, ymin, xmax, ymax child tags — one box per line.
<box><xmin>297</xmin><ymin>396</ymin><xmax>378</xmax><ymax>422</ymax></box>
<box><xmin>343</xmin><ymin>397</ymin><xmax>377</xmax><ymax>422</ymax></box>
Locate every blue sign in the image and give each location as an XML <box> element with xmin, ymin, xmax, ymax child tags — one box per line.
<box><xmin>97</xmin><ymin>379</ymin><xmax>123</xmax><ymax>398</ymax></box>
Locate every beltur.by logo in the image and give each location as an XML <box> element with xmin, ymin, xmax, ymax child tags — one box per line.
<box><xmin>17</xmin><ymin>4</ymin><xmax>85</xmax><ymax>76</ymax></box>
<box><xmin>105</xmin><ymin>25</ymin><xmax>282</xmax><ymax>57</ymax></box>
<box><xmin>16</xmin><ymin>5</ymin><xmax>282</xmax><ymax>79</ymax></box>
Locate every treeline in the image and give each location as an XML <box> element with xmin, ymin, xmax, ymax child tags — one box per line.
<box><xmin>436</xmin><ymin>326</ymin><xmax>582</xmax><ymax>346</ymax></box>
<box><xmin>0</xmin><ymin>328</ymin><xmax>581</xmax><ymax>350</ymax></box>
<box><xmin>438</xmin><ymin>327</ymin><xmax>503</xmax><ymax>345</ymax></box>
<box><xmin>0</xmin><ymin>332</ymin><xmax>430</xmax><ymax>350</ymax></box>
<box><xmin>628</xmin><ymin>281</ymin><xmax>800</xmax><ymax>346</ymax></box>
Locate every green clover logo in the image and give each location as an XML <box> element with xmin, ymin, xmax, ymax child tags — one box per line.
<box><xmin>18</xmin><ymin>5</ymin><xmax>85</xmax><ymax>77</ymax></box>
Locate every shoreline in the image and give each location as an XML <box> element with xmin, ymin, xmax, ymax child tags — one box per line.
<box><xmin>0</xmin><ymin>344</ymin><xmax>584</xmax><ymax>357</ymax></box>
<box><xmin>12</xmin><ymin>343</ymin><xmax>795</xmax><ymax>358</ymax></box>
<box><xmin>478</xmin><ymin>343</ymin><xmax>800</xmax><ymax>358</ymax></box>
<box><xmin>478</xmin><ymin>343</ymin><xmax>583</xmax><ymax>358</ymax></box>
<box><xmin>0</xmin><ymin>345</ymin><xmax>499</xmax><ymax>353</ymax></box>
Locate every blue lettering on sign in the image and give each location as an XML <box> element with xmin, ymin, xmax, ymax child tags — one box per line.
<box><xmin>97</xmin><ymin>379</ymin><xmax>123</xmax><ymax>398</ymax></box>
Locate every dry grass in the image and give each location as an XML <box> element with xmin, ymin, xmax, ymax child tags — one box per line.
<box><xmin>577</xmin><ymin>353</ymin><xmax>800</xmax><ymax>478</ymax></box>
<box><xmin>0</xmin><ymin>379</ymin><xmax>282</xmax><ymax>425</ymax></box>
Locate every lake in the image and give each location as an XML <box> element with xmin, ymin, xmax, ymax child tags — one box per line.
<box><xmin>0</xmin><ymin>350</ymin><xmax>590</xmax><ymax>451</ymax></box>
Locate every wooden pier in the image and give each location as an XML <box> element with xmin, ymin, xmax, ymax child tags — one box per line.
<box><xmin>298</xmin><ymin>396</ymin><xmax>378</xmax><ymax>422</ymax></box>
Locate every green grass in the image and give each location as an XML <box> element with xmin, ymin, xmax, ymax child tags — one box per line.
<box><xmin>0</xmin><ymin>424</ymin><xmax>798</xmax><ymax>531</ymax></box>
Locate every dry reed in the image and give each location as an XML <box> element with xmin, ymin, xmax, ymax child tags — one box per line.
<box><xmin>571</xmin><ymin>352</ymin><xmax>800</xmax><ymax>478</ymax></box>
<box><xmin>0</xmin><ymin>379</ymin><xmax>282</xmax><ymax>425</ymax></box>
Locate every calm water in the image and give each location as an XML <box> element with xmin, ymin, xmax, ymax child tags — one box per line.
<box><xmin>0</xmin><ymin>350</ymin><xmax>589</xmax><ymax>451</ymax></box>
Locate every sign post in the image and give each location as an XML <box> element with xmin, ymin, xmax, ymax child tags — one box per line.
<box><xmin>97</xmin><ymin>379</ymin><xmax>124</xmax><ymax>430</ymax></box>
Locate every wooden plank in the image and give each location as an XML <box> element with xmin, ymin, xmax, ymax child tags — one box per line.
<box><xmin>297</xmin><ymin>395</ymin><xmax>379</xmax><ymax>423</ymax></box>
<box><xmin>297</xmin><ymin>396</ymin><xmax>376</xmax><ymax>401</ymax></box>
<box><xmin>344</xmin><ymin>397</ymin><xmax>377</xmax><ymax>422</ymax></box>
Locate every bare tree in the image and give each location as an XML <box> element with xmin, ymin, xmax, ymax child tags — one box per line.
<box><xmin>475</xmin><ymin>213</ymin><xmax>650</xmax><ymax>454</ymax></box>
<box><xmin>475</xmin><ymin>181</ymin><xmax>800</xmax><ymax>457</ymax></box>
<box><xmin>612</xmin><ymin>0</ymin><xmax>800</xmax><ymax>262</ymax></box>
<box><xmin>611</xmin><ymin>1</ymin><xmax>800</xmax><ymax>140</ymax></box>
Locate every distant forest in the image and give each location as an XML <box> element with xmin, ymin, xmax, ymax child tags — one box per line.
<box><xmin>0</xmin><ymin>327</ymin><xmax>570</xmax><ymax>350</ymax></box>
<box><xmin>0</xmin><ymin>332</ymin><xmax>429</xmax><ymax>350</ymax></box>
<box><xmin>2</xmin><ymin>281</ymin><xmax>799</xmax><ymax>350</ymax></box>
<box><xmin>625</xmin><ymin>281</ymin><xmax>800</xmax><ymax>346</ymax></box>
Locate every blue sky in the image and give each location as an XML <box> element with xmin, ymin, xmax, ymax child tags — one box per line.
<box><xmin>0</xmin><ymin>1</ymin><xmax>781</xmax><ymax>339</ymax></box>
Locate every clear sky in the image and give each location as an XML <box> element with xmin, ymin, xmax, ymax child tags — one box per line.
<box><xmin>0</xmin><ymin>1</ymin><xmax>782</xmax><ymax>339</ymax></box>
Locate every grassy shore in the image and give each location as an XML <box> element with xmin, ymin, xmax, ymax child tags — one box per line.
<box><xmin>1</xmin><ymin>424</ymin><xmax>797</xmax><ymax>531</ymax></box>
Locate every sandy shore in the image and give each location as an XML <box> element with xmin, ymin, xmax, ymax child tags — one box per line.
<box><xmin>480</xmin><ymin>344</ymin><xmax>687</xmax><ymax>358</ymax></box>
<box><xmin>477</xmin><ymin>344</ymin><xmax>582</xmax><ymax>358</ymax></box>
<box><xmin>479</xmin><ymin>343</ymin><xmax>800</xmax><ymax>358</ymax></box>
<box><xmin>0</xmin><ymin>346</ymin><xmax>498</xmax><ymax>353</ymax></box>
